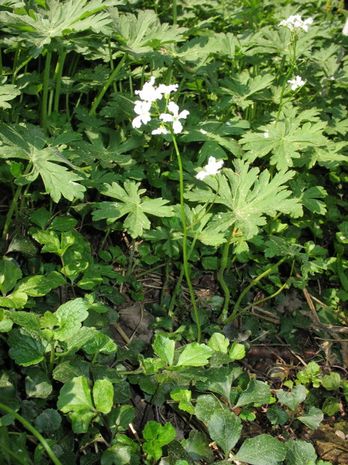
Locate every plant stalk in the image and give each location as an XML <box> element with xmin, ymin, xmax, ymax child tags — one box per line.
<box><xmin>41</xmin><ymin>49</ymin><xmax>52</xmax><ymax>129</ymax></box>
<box><xmin>89</xmin><ymin>54</ymin><xmax>126</xmax><ymax>115</ymax></box>
<box><xmin>218</xmin><ymin>228</ymin><xmax>236</xmax><ymax>323</ymax></box>
<box><xmin>0</xmin><ymin>402</ymin><xmax>63</xmax><ymax>465</ymax></box>
<box><xmin>171</xmin><ymin>134</ymin><xmax>201</xmax><ymax>341</ymax></box>
<box><xmin>53</xmin><ymin>49</ymin><xmax>67</xmax><ymax>113</ymax></box>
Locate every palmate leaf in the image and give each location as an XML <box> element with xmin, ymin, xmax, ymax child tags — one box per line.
<box><xmin>0</xmin><ymin>123</ymin><xmax>85</xmax><ymax>202</ymax></box>
<box><xmin>0</xmin><ymin>0</ymin><xmax>112</xmax><ymax>52</ymax></box>
<box><xmin>186</xmin><ymin>160</ymin><xmax>301</xmax><ymax>246</ymax></box>
<box><xmin>92</xmin><ymin>180</ymin><xmax>174</xmax><ymax>238</ymax></box>
<box><xmin>240</xmin><ymin>117</ymin><xmax>328</xmax><ymax>170</ymax></box>
<box><xmin>0</xmin><ymin>82</ymin><xmax>20</xmax><ymax>109</ymax></box>
<box><xmin>110</xmin><ymin>8</ymin><xmax>186</xmax><ymax>55</ymax></box>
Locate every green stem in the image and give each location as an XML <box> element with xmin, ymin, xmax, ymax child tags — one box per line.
<box><xmin>41</xmin><ymin>49</ymin><xmax>52</xmax><ymax>128</ymax></box>
<box><xmin>171</xmin><ymin>134</ymin><xmax>201</xmax><ymax>341</ymax></box>
<box><xmin>172</xmin><ymin>0</ymin><xmax>177</xmax><ymax>25</ymax></box>
<box><xmin>0</xmin><ymin>402</ymin><xmax>63</xmax><ymax>465</ymax></box>
<box><xmin>225</xmin><ymin>257</ymin><xmax>286</xmax><ymax>324</ymax></box>
<box><xmin>218</xmin><ymin>228</ymin><xmax>236</xmax><ymax>323</ymax></box>
<box><xmin>2</xmin><ymin>184</ymin><xmax>22</xmax><ymax>240</ymax></box>
<box><xmin>89</xmin><ymin>54</ymin><xmax>126</xmax><ymax>115</ymax></box>
<box><xmin>53</xmin><ymin>49</ymin><xmax>67</xmax><ymax>113</ymax></box>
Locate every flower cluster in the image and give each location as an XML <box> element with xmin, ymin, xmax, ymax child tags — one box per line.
<box><xmin>279</xmin><ymin>15</ymin><xmax>313</xmax><ymax>32</ymax></box>
<box><xmin>288</xmin><ymin>75</ymin><xmax>306</xmax><ymax>91</ymax></box>
<box><xmin>132</xmin><ymin>76</ymin><xmax>189</xmax><ymax>135</ymax></box>
<box><xmin>196</xmin><ymin>156</ymin><xmax>224</xmax><ymax>180</ymax></box>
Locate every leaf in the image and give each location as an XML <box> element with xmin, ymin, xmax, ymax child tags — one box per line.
<box><xmin>236</xmin><ymin>380</ymin><xmax>271</xmax><ymax>407</ymax></box>
<box><xmin>208</xmin><ymin>333</ymin><xmax>229</xmax><ymax>354</ymax></box>
<box><xmin>57</xmin><ymin>376</ymin><xmax>94</xmax><ymax>414</ymax></box>
<box><xmin>101</xmin><ymin>434</ymin><xmax>140</xmax><ymax>465</ymax></box>
<box><xmin>207</xmin><ymin>409</ymin><xmax>242</xmax><ymax>455</ymax></box>
<box><xmin>229</xmin><ymin>342</ymin><xmax>246</xmax><ymax>361</ymax></box>
<box><xmin>186</xmin><ymin>160</ymin><xmax>301</xmax><ymax>246</ymax></box>
<box><xmin>176</xmin><ymin>343</ymin><xmax>213</xmax><ymax>367</ymax></box>
<box><xmin>170</xmin><ymin>389</ymin><xmax>194</xmax><ymax>414</ymax></box>
<box><xmin>93</xmin><ymin>379</ymin><xmax>114</xmax><ymax>414</ymax></box>
<box><xmin>0</xmin><ymin>124</ymin><xmax>86</xmax><ymax>202</ymax></box>
<box><xmin>25</xmin><ymin>367</ymin><xmax>52</xmax><ymax>398</ymax></box>
<box><xmin>34</xmin><ymin>409</ymin><xmax>62</xmax><ymax>433</ymax></box>
<box><xmin>54</xmin><ymin>298</ymin><xmax>89</xmax><ymax>341</ymax></box>
<box><xmin>285</xmin><ymin>440</ymin><xmax>317</xmax><ymax>465</ymax></box>
<box><xmin>321</xmin><ymin>372</ymin><xmax>341</xmax><ymax>391</ymax></box>
<box><xmin>195</xmin><ymin>394</ymin><xmax>221</xmax><ymax>423</ymax></box>
<box><xmin>143</xmin><ymin>421</ymin><xmax>176</xmax><ymax>461</ymax></box>
<box><xmin>93</xmin><ymin>180</ymin><xmax>174</xmax><ymax>238</ymax></box>
<box><xmin>276</xmin><ymin>385</ymin><xmax>307</xmax><ymax>411</ymax></box>
<box><xmin>153</xmin><ymin>334</ymin><xmax>175</xmax><ymax>365</ymax></box>
<box><xmin>196</xmin><ymin>366</ymin><xmax>243</xmax><ymax>401</ymax></box>
<box><xmin>181</xmin><ymin>431</ymin><xmax>214</xmax><ymax>462</ymax></box>
<box><xmin>0</xmin><ymin>82</ymin><xmax>20</xmax><ymax>109</ymax></box>
<box><xmin>298</xmin><ymin>406</ymin><xmax>323</xmax><ymax>430</ymax></box>
<box><xmin>235</xmin><ymin>434</ymin><xmax>287</xmax><ymax>465</ymax></box>
<box><xmin>0</xmin><ymin>257</ymin><xmax>22</xmax><ymax>295</ymax></box>
<box><xmin>8</xmin><ymin>329</ymin><xmax>45</xmax><ymax>366</ymax></box>
<box><xmin>15</xmin><ymin>271</ymin><xmax>65</xmax><ymax>296</ymax></box>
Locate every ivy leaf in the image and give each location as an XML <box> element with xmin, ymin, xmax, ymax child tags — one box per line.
<box><xmin>235</xmin><ymin>434</ymin><xmax>287</xmax><ymax>465</ymax></box>
<box><xmin>93</xmin><ymin>180</ymin><xmax>174</xmax><ymax>238</ymax></box>
<box><xmin>176</xmin><ymin>343</ymin><xmax>213</xmax><ymax>367</ymax></box>
<box><xmin>208</xmin><ymin>333</ymin><xmax>229</xmax><ymax>354</ymax></box>
<box><xmin>236</xmin><ymin>380</ymin><xmax>272</xmax><ymax>407</ymax></box>
<box><xmin>276</xmin><ymin>385</ymin><xmax>307</xmax><ymax>411</ymax></box>
<box><xmin>170</xmin><ymin>389</ymin><xmax>194</xmax><ymax>414</ymax></box>
<box><xmin>54</xmin><ymin>298</ymin><xmax>90</xmax><ymax>341</ymax></box>
<box><xmin>143</xmin><ymin>421</ymin><xmax>176</xmax><ymax>461</ymax></box>
<box><xmin>15</xmin><ymin>271</ymin><xmax>65</xmax><ymax>297</ymax></box>
<box><xmin>297</xmin><ymin>407</ymin><xmax>323</xmax><ymax>430</ymax></box>
<box><xmin>186</xmin><ymin>160</ymin><xmax>301</xmax><ymax>246</ymax></box>
<box><xmin>0</xmin><ymin>257</ymin><xmax>22</xmax><ymax>295</ymax></box>
<box><xmin>285</xmin><ymin>440</ymin><xmax>317</xmax><ymax>465</ymax></box>
<box><xmin>0</xmin><ymin>124</ymin><xmax>86</xmax><ymax>202</ymax></box>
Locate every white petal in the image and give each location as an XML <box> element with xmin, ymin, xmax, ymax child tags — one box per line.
<box><xmin>167</xmin><ymin>101</ymin><xmax>179</xmax><ymax>116</ymax></box>
<box><xmin>152</xmin><ymin>127</ymin><xmax>168</xmax><ymax>135</ymax></box>
<box><xmin>195</xmin><ymin>170</ymin><xmax>208</xmax><ymax>180</ymax></box>
<box><xmin>172</xmin><ymin>120</ymin><xmax>183</xmax><ymax>134</ymax></box>
<box><xmin>178</xmin><ymin>109</ymin><xmax>189</xmax><ymax>119</ymax></box>
<box><xmin>159</xmin><ymin>113</ymin><xmax>174</xmax><ymax>122</ymax></box>
<box><xmin>132</xmin><ymin>116</ymin><xmax>143</xmax><ymax>128</ymax></box>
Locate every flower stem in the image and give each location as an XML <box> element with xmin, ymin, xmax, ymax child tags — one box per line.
<box><xmin>89</xmin><ymin>54</ymin><xmax>127</xmax><ymax>116</ymax></box>
<box><xmin>41</xmin><ymin>48</ymin><xmax>52</xmax><ymax>129</ymax></box>
<box><xmin>171</xmin><ymin>134</ymin><xmax>201</xmax><ymax>341</ymax></box>
<box><xmin>0</xmin><ymin>402</ymin><xmax>63</xmax><ymax>465</ymax></box>
<box><xmin>53</xmin><ymin>48</ymin><xmax>67</xmax><ymax>113</ymax></box>
<box><xmin>224</xmin><ymin>257</ymin><xmax>286</xmax><ymax>324</ymax></box>
<box><xmin>218</xmin><ymin>228</ymin><xmax>236</xmax><ymax>323</ymax></box>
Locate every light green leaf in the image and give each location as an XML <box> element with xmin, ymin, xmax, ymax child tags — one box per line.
<box><xmin>0</xmin><ymin>257</ymin><xmax>22</xmax><ymax>295</ymax></box>
<box><xmin>276</xmin><ymin>385</ymin><xmax>307</xmax><ymax>411</ymax></box>
<box><xmin>285</xmin><ymin>440</ymin><xmax>317</xmax><ymax>465</ymax></box>
<box><xmin>321</xmin><ymin>372</ymin><xmax>341</xmax><ymax>391</ymax></box>
<box><xmin>208</xmin><ymin>333</ymin><xmax>229</xmax><ymax>354</ymax></box>
<box><xmin>93</xmin><ymin>180</ymin><xmax>174</xmax><ymax>238</ymax></box>
<box><xmin>229</xmin><ymin>342</ymin><xmax>246</xmax><ymax>361</ymax></box>
<box><xmin>93</xmin><ymin>379</ymin><xmax>114</xmax><ymax>414</ymax></box>
<box><xmin>16</xmin><ymin>271</ymin><xmax>65</xmax><ymax>297</ymax></box>
<box><xmin>235</xmin><ymin>434</ymin><xmax>287</xmax><ymax>465</ymax></box>
<box><xmin>236</xmin><ymin>380</ymin><xmax>271</xmax><ymax>407</ymax></box>
<box><xmin>170</xmin><ymin>389</ymin><xmax>194</xmax><ymax>414</ymax></box>
<box><xmin>176</xmin><ymin>343</ymin><xmax>213</xmax><ymax>367</ymax></box>
<box><xmin>153</xmin><ymin>334</ymin><xmax>175</xmax><ymax>365</ymax></box>
<box><xmin>143</xmin><ymin>421</ymin><xmax>176</xmax><ymax>461</ymax></box>
<box><xmin>298</xmin><ymin>406</ymin><xmax>323</xmax><ymax>430</ymax></box>
<box><xmin>54</xmin><ymin>298</ymin><xmax>89</xmax><ymax>341</ymax></box>
<box><xmin>57</xmin><ymin>375</ymin><xmax>94</xmax><ymax>413</ymax></box>
<box><xmin>0</xmin><ymin>83</ymin><xmax>20</xmax><ymax>109</ymax></box>
<box><xmin>25</xmin><ymin>367</ymin><xmax>52</xmax><ymax>399</ymax></box>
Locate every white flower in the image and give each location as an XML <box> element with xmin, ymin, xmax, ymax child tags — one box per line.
<box><xmin>287</xmin><ymin>75</ymin><xmax>306</xmax><ymax>90</ymax></box>
<box><xmin>152</xmin><ymin>126</ymin><xmax>169</xmax><ymax>135</ymax></box>
<box><xmin>195</xmin><ymin>156</ymin><xmax>224</xmax><ymax>180</ymax></box>
<box><xmin>159</xmin><ymin>101</ymin><xmax>189</xmax><ymax>134</ymax></box>
<box><xmin>157</xmin><ymin>83</ymin><xmax>179</xmax><ymax>96</ymax></box>
<box><xmin>132</xmin><ymin>100</ymin><xmax>152</xmax><ymax>128</ymax></box>
<box><xmin>343</xmin><ymin>18</ymin><xmax>348</xmax><ymax>36</ymax></box>
<box><xmin>263</xmin><ymin>131</ymin><xmax>269</xmax><ymax>138</ymax></box>
<box><xmin>279</xmin><ymin>15</ymin><xmax>313</xmax><ymax>32</ymax></box>
<box><xmin>135</xmin><ymin>76</ymin><xmax>162</xmax><ymax>102</ymax></box>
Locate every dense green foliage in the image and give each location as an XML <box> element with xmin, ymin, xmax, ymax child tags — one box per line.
<box><xmin>0</xmin><ymin>0</ymin><xmax>347</xmax><ymax>464</ymax></box>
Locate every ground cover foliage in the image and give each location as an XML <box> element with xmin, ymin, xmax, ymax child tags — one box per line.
<box><xmin>0</xmin><ymin>0</ymin><xmax>347</xmax><ymax>463</ymax></box>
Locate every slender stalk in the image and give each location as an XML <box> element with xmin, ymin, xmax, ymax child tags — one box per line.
<box><xmin>218</xmin><ymin>228</ymin><xmax>236</xmax><ymax>323</ymax></box>
<box><xmin>53</xmin><ymin>49</ymin><xmax>67</xmax><ymax>113</ymax></box>
<box><xmin>225</xmin><ymin>257</ymin><xmax>286</xmax><ymax>324</ymax></box>
<box><xmin>172</xmin><ymin>0</ymin><xmax>177</xmax><ymax>25</ymax></box>
<box><xmin>0</xmin><ymin>402</ymin><xmax>63</xmax><ymax>465</ymax></box>
<box><xmin>171</xmin><ymin>134</ymin><xmax>201</xmax><ymax>341</ymax></box>
<box><xmin>2</xmin><ymin>184</ymin><xmax>22</xmax><ymax>240</ymax></box>
<box><xmin>41</xmin><ymin>49</ymin><xmax>52</xmax><ymax>128</ymax></box>
<box><xmin>89</xmin><ymin>54</ymin><xmax>126</xmax><ymax>116</ymax></box>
